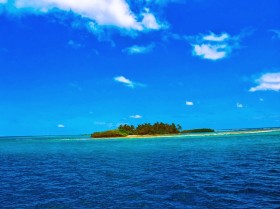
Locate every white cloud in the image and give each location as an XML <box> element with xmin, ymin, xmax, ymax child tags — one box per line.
<box><xmin>123</xmin><ymin>43</ymin><xmax>155</xmax><ymax>54</ymax></box>
<box><xmin>141</xmin><ymin>12</ymin><xmax>161</xmax><ymax>30</ymax></box>
<box><xmin>193</xmin><ymin>44</ymin><xmax>227</xmax><ymax>60</ymax></box>
<box><xmin>236</xmin><ymin>103</ymin><xmax>243</xmax><ymax>108</ymax></box>
<box><xmin>186</xmin><ymin>101</ymin><xmax>194</xmax><ymax>106</ymax></box>
<box><xmin>249</xmin><ymin>72</ymin><xmax>280</xmax><ymax>92</ymax></box>
<box><xmin>0</xmin><ymin>0</ymin><xmax>164</xmax><ymax>34</ymax></box>
<box><xmin>7</xmin><ymin>0</ymin><xmax>141</xmax><ymax>29</ymax></box>
<box><xmin>130</xmin><ymin>115</ymin><xmax>142</xmax><ymax>119</ymax></box>
<box><xmin>114</xmin><ymin>76</ymin><xmax>146</xmax><ymax>88</ymax></box>
<box><xmin>187</xmin><ymin>32</ymin><xmax>241</xmax><ymax>60</ymax></box>
<box><xmin>114</xmin><ymin>76</ymin><xmax>134</xmax><ymax>88</ymax></box>
<box><xmin>58</xmin><ymin>124</ymin><xmax>65</xmax><ymax>128</ymax></box>
<box><xmin>203</xmin><ymin>33</ymin><xmax>229</xmax><ymax>42</ymax></box>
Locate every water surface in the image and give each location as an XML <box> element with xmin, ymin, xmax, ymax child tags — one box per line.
<box><xmin>0</xmin><ymin>131</ymin><xmax>280</xmax><ymax>208</ymax></box>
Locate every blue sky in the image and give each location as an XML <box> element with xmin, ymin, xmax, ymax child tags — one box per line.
<box><xmin>0</xmin><ymin>0</ymin><xmax>280</xmax><ymax>136</ymax></box>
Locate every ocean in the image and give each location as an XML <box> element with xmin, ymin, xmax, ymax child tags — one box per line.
<box><xmin>0</xmin><ymin>130</ymin><xmax>280</xmax><ymax>208</ymax></box>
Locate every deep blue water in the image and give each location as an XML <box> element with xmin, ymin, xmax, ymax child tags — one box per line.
<box><xmin>0</xmin><ymin>131</ymin><xmax>280</xmax><ymax>208</ymax></box>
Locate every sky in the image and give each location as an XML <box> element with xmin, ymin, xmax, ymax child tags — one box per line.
<box><xmin>0</xmin><ymin>0</ymin><xmax>280</xmax><ymax>136</ymax></box>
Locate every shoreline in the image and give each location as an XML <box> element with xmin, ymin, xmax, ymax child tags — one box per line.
<box><xmin>91</xmin><ymin>128</ymin><xmax>280</xmax><ymax>139</ymax></box>
<box><xmin>91</xmin><ymin>134</ymin><xmax>181</xmax><ymax>140</ymax></box>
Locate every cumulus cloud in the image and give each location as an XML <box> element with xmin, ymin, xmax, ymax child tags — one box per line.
<box><xmin>130</xmin><ymin>115</ymin><xmax>142</xmax><ymax>119</ymax></box>
<box><xmin>186</xmin><ymin>32</ymin><xmax>243</xmax><ymax>60</ymax></box>
<box><xmin>123</xmin><ymin>43</ymin><xmax>155</xmax><ymax>54</ymax></box>
<box><xmin>0</xmin><ymin>0</ymin><xmax>164</xmax><ymax>34</ymax></box>
<box><xmin>57</xmin><ymin>124</ymin><xmax>65</xmax><ymax>128</ymax></box>
<box><xmin>186</xmin><ymin>101</ymin><xmax>194</xmax><ymax>106</ymax></box>
<box><xmin>249</xmin><ymin>72</ymin><xmax>280</xmax><ymax>92</ymax></box>
<box><xmin>236</xmin><ymin>103</ymin><xmax>243</xmax><ymax>108</ymax></box>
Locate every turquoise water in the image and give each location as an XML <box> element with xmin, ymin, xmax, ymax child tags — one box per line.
<box><xmin>0</xmin><ymin>131</ymin><xmax>280</xmax><ymax>208</ymax></box>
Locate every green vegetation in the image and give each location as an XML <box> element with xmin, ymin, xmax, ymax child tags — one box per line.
<box><xmin>91</xmin><ymin>122</ymin><xmax>182</xmax><ymax>138</ymax></box>
<box><xmin>119</xmin><ymin>122</ymin><xmax>182</xmax><ymax>135</ymax></box>
<box><xmin>118</xmin><ymin>124</ymin><xmax>135</xmax><ymax>135</ymax></box>
<box><xmin>91</xmin><ymin>130</ymin><xmax>127</xmax><ymax>138</ymax></box>
<box><xmin>181</xmin><ymin>128</ymin><xmax>215</xmax><ymax>133</ymax></box>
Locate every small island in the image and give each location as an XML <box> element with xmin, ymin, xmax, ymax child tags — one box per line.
<box><xmin>91</xmin><ymin>123</ymin><xmax>215</xmax><ymax>138</ymax></box>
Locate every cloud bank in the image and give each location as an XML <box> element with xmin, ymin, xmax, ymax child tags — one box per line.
<box><xmin>0</xmin><ymin>0</ymin><xmax>163</xmax><ymax>33</ymax></box>
<box><xmin>249</xmin><ymin>72</ymin><xmax>280</xmax><ymax>92</ymax></box>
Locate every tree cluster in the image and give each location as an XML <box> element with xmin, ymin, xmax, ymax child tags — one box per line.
<box><xmin>118</xmin><ymin>122</ymin><xmax>182</xmax><ymax>135</ymax></box>
<box><xmin>91</xmin><ymin>130</ymin><xmax>127</xmax><ymax>138</ymax></box>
